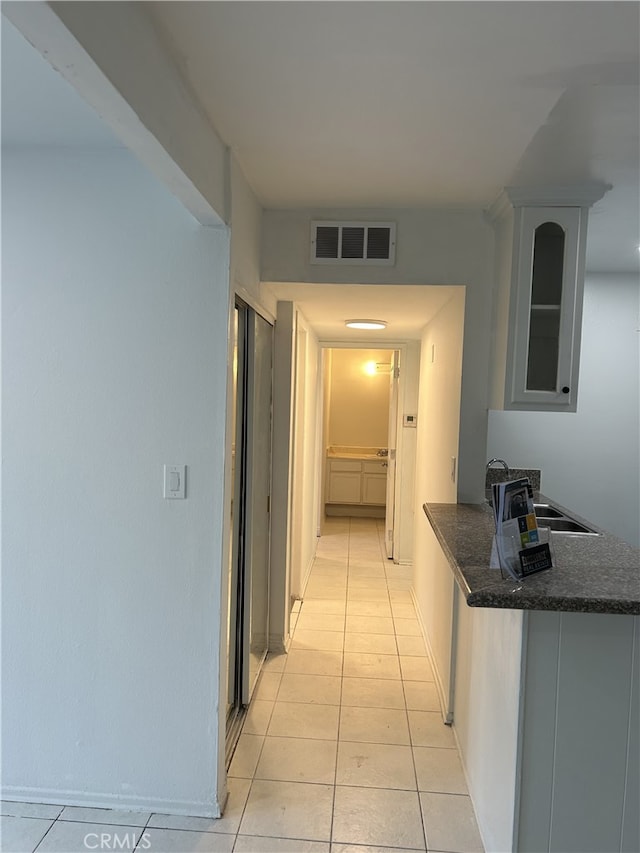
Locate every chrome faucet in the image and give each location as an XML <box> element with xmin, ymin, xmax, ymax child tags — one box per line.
<box><xmin>485</xmin><ymin>459</ymin><xmax>510</xmax><ymax>505</ymax></box>
<box><xmin>486</xmin><ymin>458</ymin><xmax>510</xmax><ymax>478</ymax></box>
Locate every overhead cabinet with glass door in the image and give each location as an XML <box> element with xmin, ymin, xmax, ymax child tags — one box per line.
<box><xmin>488</xmin><ymin>185</ymin><xmax>609</xmax><ymax>412</ymax></box>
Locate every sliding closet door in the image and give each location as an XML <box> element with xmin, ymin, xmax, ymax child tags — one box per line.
<box><xmin>243</xmin><ymin>311</ymin><xmax>273</xmax><ymax>700</ymax></box>
<box><xmin>227</xmin><ymin>301</ymin><xmax>273</xmax><ymax>761</ymax></box>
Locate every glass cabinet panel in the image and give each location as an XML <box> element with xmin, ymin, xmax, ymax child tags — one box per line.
<box><xmin>526</xmin><ymin>222</ymin><xmax>565</xmax><ymax>392</ymax></box>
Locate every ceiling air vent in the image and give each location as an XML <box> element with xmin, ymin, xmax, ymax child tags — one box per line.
<box><xmin>311</xmin><ymin>221</ymin><xmax>396</xmax><ymax>266</ymax></box>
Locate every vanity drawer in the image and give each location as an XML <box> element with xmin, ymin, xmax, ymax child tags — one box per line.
<box><xmin>362</xmin><ymin>460</ymin><xmax>388</xmax><ymax>473</ymax></box>
<box><xmin>328</xmin><ymin>458</ymin><xmax>362</xmax><ymax>472</ymax></box>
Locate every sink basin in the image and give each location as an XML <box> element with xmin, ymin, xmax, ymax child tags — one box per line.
<box><xmin>533</xmin><ymin>504</ymin><xmax>563</xmax><ymax>518</ymax></box>
<box><xmin>486</xmin><ymin>497</ymin><xmax>602</xmax><ymax>536</ymax></box>
<box><xmin>537</xmin><ymin>518</ymin><xmax>595</xmax><ymax>534</ymax></box>
<box><xmin>534</xmin><ymin>505</ymin><xmax>602</xmax><ymax>536</ymax></box>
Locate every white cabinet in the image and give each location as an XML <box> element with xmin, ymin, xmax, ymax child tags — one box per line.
<box><xmin>362</xmin><ymin>460</ymin><xmax>388</xmax><ymax>504</ymax></box>
<box><xmin>489</xmin><ymin>184</ymin><xmax>608</xmax><ymax>412</ymax></box>
<box><xmin>326</xmin><ymin>457</ymin><xmax>387</xmax><ymax>505</ymax></box>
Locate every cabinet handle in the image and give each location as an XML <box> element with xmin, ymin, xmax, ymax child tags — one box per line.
<box><xmin>382</xmin><ymin>461</ymin><xmax>388</xmax><ymax>467</ymax></box>
<box><xmin>561</xmin><ymin>386</ymin><xmax>570</xmax><ymax>394</ymax></box>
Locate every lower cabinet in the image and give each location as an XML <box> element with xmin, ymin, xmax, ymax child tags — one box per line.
<box><xmin>362</xmin><ymin>465</ymin><xmax>387</xmax><ymax>505</ymax></box>
<box><xmin>326</xmin><ymin>457</ymin><xmax>387</xmax><ymax>505</ymax></box>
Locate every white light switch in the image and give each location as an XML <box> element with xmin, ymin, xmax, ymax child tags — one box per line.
<box><xmin>164</xmin><ymin>465</ymin><xmax>186</xmax><ymax>499</ymax></box>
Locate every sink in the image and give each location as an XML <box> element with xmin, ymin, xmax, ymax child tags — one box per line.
<box><xmin>533</xmin><ymin>503</ymin><xmax>601</xmax><ymax>536</ymax></box>
<box><xmin>486</xmin><ymin>497</ymin><xmax>602</xmax><ymax>536</ymax></box>
<box><xmin>533</xmin><ymin>504</ymin><xmax>563</xmax><ymax>518</ymax></box>
<box><xmin>537</xmin><ymin>518</ymin><xmax>597</xmax><ymax>534</ymax></box>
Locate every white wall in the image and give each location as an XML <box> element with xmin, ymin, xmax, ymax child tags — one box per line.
<box><xmin>262</xmin><ymin>207</ymin><xmax>495</xmax><ymax>502</ymax></box>
<box><xmin>412</xmin><ymin>284</ymin><xmax>522</xmax><ymax>853</ymax></box>
<box><xmin>327</xmin><ymin>349</ymin><xmax>391</xmax><ymax>447</ymax></box>
<box><xmin>453</xmin><ymin>602</ymin><xmax>524</xmax><ymax>853</ymax></box>
<box><xmin>2</xmin><ymin>148</ymin><xmax>230</xmax><ymax>815</ymax></box>
<box><xmin>229</xmin><ymin>154</ymin><xmax>275</xmax><ymax>317</ymax></box>
<box><xmin>270</xmin><ymin>302</ymin><xmax>296</xmax><ymax>650</ymax></box>
<box><xmin>487</xmin><ymin>273</ymin><xmax>640</xmax><ymax>547</ymax></box>
<box><xmin>412</xmin><ymin>292</ymin><xmax>465</xmax><ymax>715</ymax></box>
<box><xmin>291</xmin><ymin>312</ymin><xmax>321</xmax><ymax>598</ymax></box>
<box><xmin>394</xmin><ymin>341</ymin><xmax>420</xmax><ymax>565</ymax></box>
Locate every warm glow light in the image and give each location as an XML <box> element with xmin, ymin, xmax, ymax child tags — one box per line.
<box><xmin>345</xmin><ymin>319</ymin><xmax>387</xmax><ymax>330</ymax></box>
<box><xmin>363</xmin><ymin>361</ymin><xmax>377</xmax><ymax>376</ymax></box>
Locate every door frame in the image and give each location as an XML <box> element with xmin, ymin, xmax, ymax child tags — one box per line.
<box><xmin>219</xmin><ymin>291</ymin><xmax>276</xmax><ymax>791</ymax></box>
<box><xmin>316</xmin><ymin>340</ymin><xmax>410</xmax><ymax>562</ymax></box>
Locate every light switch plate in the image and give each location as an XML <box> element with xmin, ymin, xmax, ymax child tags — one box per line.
<box><xmin>164</xmin><ymin>464</ymin><xmax>186</xmax><ymax>499</ymax></box>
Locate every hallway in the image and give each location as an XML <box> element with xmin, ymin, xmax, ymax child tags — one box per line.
<box><xmin>226</xmin><ymin>516</ymin><xmax>484</xmax><ymax>852</ymax></box>
<box><xmin>0</xmin><ymin>518</ymin><xmax>484</xmax><ymax>853</ymax></box>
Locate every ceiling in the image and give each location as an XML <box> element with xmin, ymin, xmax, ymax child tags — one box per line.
<box><xmin>261</xmin><ymin>283</ymin><xmax>462</xmax><ymax>342</ymax></box>
<box><xmin>145</xmin><ymin>0</ymin><xmax>639</xmax><ymax>274</ymax></box>
<box><xmin>2</xmin><ymin>2</ymin><xmax>638</xmax><ymax>342</ymax></box>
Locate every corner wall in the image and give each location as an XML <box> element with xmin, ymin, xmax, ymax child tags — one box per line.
<box><xmin>2</xmin><ymin>148</ymin><xmax>230</xmax><ymax>815</ymax></box>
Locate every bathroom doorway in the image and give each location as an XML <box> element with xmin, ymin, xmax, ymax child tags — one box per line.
<box><xmin>321</xmin><ymin>347</ymin><xmax>400</xmax><ymax>557</ymax></box>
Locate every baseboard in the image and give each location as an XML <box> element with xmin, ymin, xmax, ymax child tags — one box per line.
<box><xmin>0</xmin><ymin>786</ymin><xmax>222</xmax><ymax>818</ymax></box>
<box><xmin>268</xmin><ymin>632</ymin><xmax>291</xmax><ymax>654</ymax></box>
<box><xmin>300</xmin><ymin>552</ymin><xmax>315</xmax><ymax>598</ymax></box>
<box><xmin>410</xmin><ymin>589</ymin><xmax>453</xmax><ymax>725</ymax></box>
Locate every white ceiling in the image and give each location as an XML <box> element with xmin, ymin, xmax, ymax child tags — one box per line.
<box><xmin>145</xmin><ymin>0</ymin><xmax>640</xmax><ymax>274</ymax></box>
<box><xmin>2</xmin><ymin>2</ymin><xmax>638</xmax><ymax>343</ymax></box>
<box><xmin>261</xmin><ymin>283</ymin><xmax>462</xmax><ymax>342</ymax></box>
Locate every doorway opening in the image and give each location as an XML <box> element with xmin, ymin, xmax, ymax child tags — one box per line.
<box><xmin>226</xmin><ymin>299</ymin><xmax>273</xmax><ymax>764</ymax></box>
<box><xmin>321</xmin><ymin>347</ymin><xmax>401</xmax><ymax>560</ymax></box>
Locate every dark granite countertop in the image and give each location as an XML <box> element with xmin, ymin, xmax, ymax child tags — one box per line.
<box><xmin>423</xmin><ymin>497</ymin><xmax>640</xmax><ymax>615</ymax></box>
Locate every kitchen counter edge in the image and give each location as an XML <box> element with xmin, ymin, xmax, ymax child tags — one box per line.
<box><xmin>423</xmin><ymin>500</ymin><xmax>640</xmax><ymax>615</ymax></box>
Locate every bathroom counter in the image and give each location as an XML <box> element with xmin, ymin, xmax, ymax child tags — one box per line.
<box><xmin>326</xmin><ymin>445</ymin><xmax>385</xmax><ymax>460</ymax></box>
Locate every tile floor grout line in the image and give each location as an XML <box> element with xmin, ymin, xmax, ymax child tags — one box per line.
<box><xmin>388</xmin><ymin>524</ymin><xmax>430</xmax><ymax>853</ymax></box>
<box><xmin>328</xmin><ymin>515</ymin><xmax>351</xmax><ymax>846</ymax></box>
<box><xmin>24</xmin><ymin>813</ymin><xmax>58</xmax><ymax>853</ymax></box>
<box><xmin>132</xmin><ymin>812</ymin><xmax>154</xmax><ymax>852</ymax></box>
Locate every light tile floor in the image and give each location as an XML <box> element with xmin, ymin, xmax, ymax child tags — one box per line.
<box><xmin>1</xmin><ymin>517</ymin><xmax>484</xmax><ymax>853</ymax></box>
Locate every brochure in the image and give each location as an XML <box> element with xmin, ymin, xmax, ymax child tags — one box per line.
<box><xmin>491</xmin><ymin>477</ymin><xmax>553</xmax><ymax>580</ymax></box>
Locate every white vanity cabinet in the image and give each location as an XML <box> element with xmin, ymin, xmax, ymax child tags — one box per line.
<box><xmin>361</xmin><ymin>460</ymin><xmax>388</xmax><ymax>505</ymax></box>
<box><xmin>326</xmin><ymin>456</ymin><xmax>387</xmax><ymax>506</ymax></box>
<box><xmin>489</xmin><ymin>185</ymin><xmax>608</xmax><ymax>413</ymax></box>
<box><xmin>326</xmin><ymin>458</ymin><xmax>362</xmax><ymax>504</ymax></box>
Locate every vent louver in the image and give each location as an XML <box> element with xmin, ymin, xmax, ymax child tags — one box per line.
<box><xmin>311</xmin><ymin>221</ymin><xmax>396</xmax><ymax>265</ymax></box>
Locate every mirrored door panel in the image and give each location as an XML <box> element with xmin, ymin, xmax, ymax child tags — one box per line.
<box><xmin>243</xmin><ymin>312</ymin><xmax>273</xmax><ymax>700</ymax></box>
<box><xmin>226</xmin><ymin>301</ymin><xmax>273</xmax><ymax>759</ymax></box>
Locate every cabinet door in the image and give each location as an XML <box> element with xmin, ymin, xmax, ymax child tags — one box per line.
<box><xmin>362</xmin><ymin>473</ymin><xmax>387</xmax><ymax>505</ymax></box>
<box><xmin>508</xmin><ymin>206</ymin><xmax>585</xmax><ymax>411</ymax></box>
<box><xmin>327</xmin><ymin>471</ymin><xmax>362</xmax><ymax>504</ymax></box>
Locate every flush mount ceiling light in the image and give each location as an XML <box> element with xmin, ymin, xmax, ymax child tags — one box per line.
<box><xmin>345</xmin><ymin>319</ymin><xmax>387</xmax><ymax>330</ymax></box>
